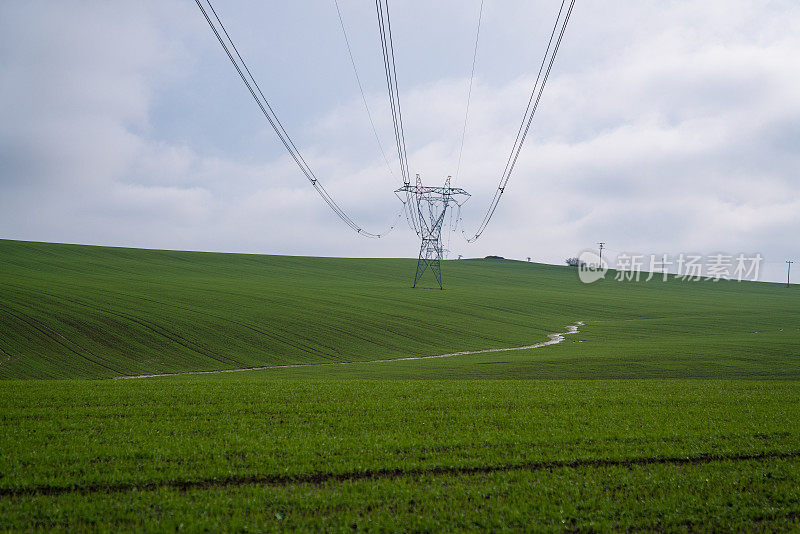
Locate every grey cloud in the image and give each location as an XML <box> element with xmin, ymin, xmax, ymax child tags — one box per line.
<box><xmin>0</xmin><ymin>1</ymin><xmax>798</xmax><ymax>282</ymax></box>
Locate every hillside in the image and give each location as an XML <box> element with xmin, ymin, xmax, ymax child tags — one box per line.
<box><xmin>2</xmin><ymin>239</ymin><xmax>800</xmax><ymax>531</ymax></box>
<box><xmin>0</xmin><ymin>239</ymin><xmax>798</xmax><ymax>379</ymax></box>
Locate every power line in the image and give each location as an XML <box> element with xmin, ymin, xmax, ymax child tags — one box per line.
<box><xmin>461</xmin><ymin>0</ymin><xmax>575</xmax><ymax>242</ymax></box>
<box><xmin>333</xmin><ymin>0</ymin><xmax>398</xmax><ymax>183</ymax></box>
<box><xmin>454</xmin><ymin>0</ymin><xmax>484</xmax><ymax>185</ymax></box>
<box><xmin>195</xmin><ymin>0</ymin><xmax>398</xmax><ymax>238</ymax></box>
<box><xmin>375</xmin><ymin>0</ymin><xmax>409</xmax><ymax>184</ymax></box>
<box><xmin>447</xmin><ymin>0</ymin><xmax>484</xmax><ymax>257</ymax></box>
<box><xmin>375</xmin><ymin>0</ymin><xmax>419</xmax><ymax>236</ymax></box>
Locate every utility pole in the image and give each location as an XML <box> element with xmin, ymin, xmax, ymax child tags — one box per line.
<box><xmin>788</xmin><ymin>260</ymin><xmax>794</xmax><ymax>288</ymax></box>
<box><xmin>598</xmin><ymin>242</ymin><xmax>605</xmax><ymax>264</ymax></box>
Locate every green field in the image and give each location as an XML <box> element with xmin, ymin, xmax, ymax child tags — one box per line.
<box><xmin>1</xmin><ymin>239</ymin><xmax>799</xmax><ymax>530</ymax></box>
<box><xmin>1</xmin><ymin>239</ymin><xmax>798</xmax><ymax>380</ymax></box>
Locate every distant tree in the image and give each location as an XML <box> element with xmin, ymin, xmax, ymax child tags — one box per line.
<box><xmin>565</xmin><ymin>257</ymin><xmax>585</xmax><ymax>267</ymax></box>
<box><xmin>484</xmin><ymin>255</ymin><xmax>505</xmax><ymax>260</ymax></box>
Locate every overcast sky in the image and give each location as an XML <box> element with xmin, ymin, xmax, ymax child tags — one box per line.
<box><xmin>1</xmin><ymin>1</ymin><xmax>798</xmax><ymax>282</ymax></box>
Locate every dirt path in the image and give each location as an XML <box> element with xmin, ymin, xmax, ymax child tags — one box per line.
<box><xmin>115</xmin><ymin>321</ymin><xmax>584</xmax><ymax>380</ymax></box>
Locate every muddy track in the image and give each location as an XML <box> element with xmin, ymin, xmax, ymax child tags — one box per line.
<box><xmin>3</xmin><ymin>449</ymin><xmax>797</xmax><ymax>498</ymax></box>
<box><xmin>115</xmin><ymin>321</ymin><xmax>585</xmax><ymax>380</ymax></box>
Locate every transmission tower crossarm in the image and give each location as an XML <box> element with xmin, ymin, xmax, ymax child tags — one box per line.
<box><xmin>395</xmin><ymin>185</ymin><xmax>470</xmax><ymax>196</ymax></box>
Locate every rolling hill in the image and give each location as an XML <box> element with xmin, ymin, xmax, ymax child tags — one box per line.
<box><xmin>0</xmin><ymin>238</ymin><xmax>797</xmax><ymax>379</ymax></box>
<box><xmin>2</xmin><ymin>239</ymin><xmax>800</xmax><ymax>530</ymax></box>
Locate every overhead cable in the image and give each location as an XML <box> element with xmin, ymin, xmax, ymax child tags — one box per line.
<box><xmin>461</xmin><ymin>0</ymin><xmax>575</xmax><ymax>242</ymax></box>
<box><xmin>196</xmin><ymin>0</ymin><xmax>397</xmax><ymax>238</ymax></box>
<box><xmin>333</xmin><ymin>0</ymin><xmax>399</xmax><ymax>183</ymax></box>
<box><xmin>454</xmin><ymin>0</ymin><xmax>485</xmax><ymax>185</ymax></box>
<box><xmin>375</xmin><ymin>0</ymin><xmax>420</xmax><ymax>236</ymax></box>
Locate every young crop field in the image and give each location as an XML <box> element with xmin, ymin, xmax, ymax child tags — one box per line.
<box><xmin>1</xmin><ymin>239</ymin><xmax>798</xmax><ymax>380</ymax></box>
<box><xmin>1</xmin><ymin>239</ymin><xmax>799</xmax><ymax>530</ymax></box>
<box><xmin>1</xmin><ymin>380</ymin><xmax>799</xmax><ymax>531</ymax></box>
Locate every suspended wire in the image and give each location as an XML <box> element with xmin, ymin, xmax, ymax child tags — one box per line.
<box><xmin>445</xmin><ymin>202</ymin><xmax>456</xmax><ymax>258</ymax></box>
<box><xmin>383</xmin><ymin>0</ymin><xmax>411</xmax><ymax>184</ymax></box>
<box><xmin>461</xmin><ymin>0</ymin><xmax>575</xmax><ymax>243</ymax></box>
<box><xmin>333</xmin><ymin>0</ymin><xmax>398</xmax><ymax>183</ymax></box>
<box><xmin>454</xmin><ymin>0</ymin><xmax>484</xmax><ymax>185</ymax></box>
<box><xmin>196</xmin><ymin>0</ymin><xmax>397</xmax><ymax>238</ymax></box>
<box><xmin>448</xmin><ymin>0</ymin><xmax>484</xmax><ymax>256</ymax></box>
<box><xmin>375</xmin><ymin>0</ymin><xmax>408</xmax><ymax>184</ymax></box>
<box><xmin>375</xmin><ymin>0</ymin><xmax>420</xmax><ymax>236</ymax></box>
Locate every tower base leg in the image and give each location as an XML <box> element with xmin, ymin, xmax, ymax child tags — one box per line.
<box><xmin>413</xmin><ymin>238</ymin><xmax>443</xmax><ymax>289</ymax></box>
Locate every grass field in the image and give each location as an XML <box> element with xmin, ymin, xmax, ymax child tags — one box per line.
<box><xmin>1</xmin><ymin>239</ymin><xmax>798</xmax><ymax>380</ymax></box>
<box><xmin>2</xmin><ymin>379</ymin><xmax>799</xmax><ymax>531</ymax></box>
<box><xmin>1</xmin><ymin>239</ymin><xmax>799</xmax><ymax>530</ymax></box>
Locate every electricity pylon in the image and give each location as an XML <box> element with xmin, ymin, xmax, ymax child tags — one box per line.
<box><xmin>396</xmin><ymin>175</ymin><xmax>470</xmax><ymax>289</ymax></box>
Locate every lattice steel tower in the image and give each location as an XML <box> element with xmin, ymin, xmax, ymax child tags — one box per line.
<box><xmin>396</xmin><ymin>175</ymin><xmax>470</xmax><ymax>289</ymax></box>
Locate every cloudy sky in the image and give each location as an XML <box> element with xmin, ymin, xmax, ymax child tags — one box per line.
<box><xmin>1</xmin><ymin>1</ymin><xmax>799</xmax><ymax>282</ymax></box>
